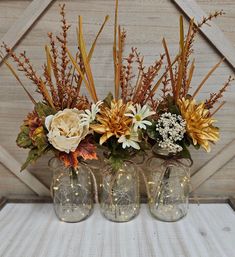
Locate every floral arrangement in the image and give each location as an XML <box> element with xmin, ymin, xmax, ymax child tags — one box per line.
<box><xmin>89</xmin><ymin>96</ymin><xmax>154</xmax><ymax>164</ymax></box>
<box><xmin>77</xmin><ymin>1</ymin><xmax>157</xmax><ymax>169</ymax></box>
<box><xmin>118</xmin><ymin>12</ymin><xmax>234</xmax><ymax>161</ymax></box>
<box><xmin>2</xmin><ymin>2</ymin><xmax>232</xmax><ymax>170</ymax></box>
<box><xmin>0</xmin><ymin>0</ymin><xmax>233</xmax><ymax>225</ymax></box>
<box><xmin>66</xmin><ymin>2</ymin><xmax>232</xmax><ymax>166</ymax></box>
<box><xmin>1</xmin><ymin>5</ymin><xmax>109</xmax><ymax>170</ymax></box>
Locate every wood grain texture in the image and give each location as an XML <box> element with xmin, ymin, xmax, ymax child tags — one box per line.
<box><xmin>0</xmin><ymin>0</ymin><xmax>234</xmax><ymax>197</ymax></box>
<box><xmin>228</xmin><ymin>198</ymin><xmax>235</xmax><ymax>211</ymax></box>
<box><xmin>172</xmin><ymin>0</ymin><xmax>235</xmax><ymax>70</ymax></box>
<box><xmin>0</xmin><ymin>163</ymin><xmax>36</xmax><ymax>197</ymax></box>
<box><xmin>6</xmin><ymin>194</ymin><xmax>52</xmax><ymax>203</ymax></box>
<box><xmin>191</xmin><ymin>139</ymin><xmax>235</xmax><ymax>192</ymax></box>
<box><xmin>0</xmin><ymin>0</ymin><xmax>54</xmax><ymax>65</ymax></box>
<box><xmin>1</xmin><ymin>195</ymin><xmax>229</xmax><ymax>205</ymax></box>
<box><xmin>193</xmin><ymin>156</ymin><xmax>235</xmax><ymax>197</ymax></box>
<box><xmin>0</xmin><ymin>197</ymin><xmax>7</xmax><ymax>211</ymax></box>
<box><xmin>0</xmin><ymin>145</ymin><xmax>50</xmax><ymax>196</ymax></box>
<box><xmin>0</xmin><ymin>204</ymin><xmax>235</xmax><ymax>257</ymax></box>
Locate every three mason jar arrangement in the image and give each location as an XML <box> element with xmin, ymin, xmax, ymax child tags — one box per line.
<box><xmin>10</xmin><ymin>2</ymin><xmax>228</xmax><ymax>226</ymax></box>
<box><xmin>49</xmin><ymin>145</ymin><xmax>192</xmax><ymax>223</ymax></box>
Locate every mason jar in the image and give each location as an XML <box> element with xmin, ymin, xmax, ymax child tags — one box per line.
<box><xmin>100</xmin><ymin>160</ymin><xmax>140</xmax><ymax>222</ymax></box>
<box><xmin>49</xmin><ymin>158</ymin><xmax>93</xmax><ymax>222</ymax></box>
<box><xmin>147</xmin><ymin>147</ymin><xmax>191</xmax><ymax>222</ymax></box>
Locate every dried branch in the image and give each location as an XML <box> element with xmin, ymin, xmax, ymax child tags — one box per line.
<box><xmin>210</xmin><ymin>101</ymin><xmax>226</xmax><ymax>116</ymax></box>
<box><xmin>47</xmin><ymin>32</ymin><xmax>63</xmax><ymax>105</ymax></box>
<box><xmin>3</xmin><ymin>43</ymin><xmax>54</xmax><ymax>108</ymax></box>
<box><xmin>192</xmin><ymin>58</ymin><xmax>224</xmax><ymax>99</ymax></box>
<box><xmin>43</xmin><ymin>64</ymin><xmax>59</xmax><ymax>109</ymax></box>
<box><xmin>205</xmin><ymin>75</ymin><xmax>234</xmax><ymax>109</ymax></box>
<box><xmin>121</xmin><ymin>47</ymin><xmax>134</xmax><ymax>102</ymax></box>
<box><xmin>56</xmin><ymin>4</ymin><xmax>71</xmax><ymax>91</ymax></box>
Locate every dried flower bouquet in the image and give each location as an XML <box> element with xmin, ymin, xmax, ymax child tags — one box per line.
<box><xmin>77</xmin><ymin>1</ymin><xmax>157</xmax><ymax>169</ymax></box>
<box><xmin>1</xmin><ymin>0</ymin><xmax>232</xmax><ymax>190</ymax></box>
<box><xmin>127</xmin><ymin>12</ymin><xmax>233</xmax><ymax>160</ymax></box>
<box><xmin>147</xmin><ymin>11</ymin><xmax>234</xmax><ymax>159</ymax></box>
<box><xmin>1</xmin><ymin>4</ymin><xmax>109</xmax><ymax>170</ymax></box>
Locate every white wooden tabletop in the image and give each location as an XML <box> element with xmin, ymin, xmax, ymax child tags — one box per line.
<box><xmin>0</xmin><ymin>203</ymin><xmax>234</xmax><ymax>257</ymax></box>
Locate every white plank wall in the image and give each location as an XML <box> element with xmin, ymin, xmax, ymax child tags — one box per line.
<box><xmin>0</xmin><ymin>0</ymin><xmax>53</xmax><ymax>64</ymax></box>
<box><xmin>0</xmin><ymin>204</ymin><xmax>234</xmax><ymax>257</ymax></box>
<box><xmin>173</xmin><ymin>0</ymin><xmax>235</xmax><ymax>70</ymax></box>
<box><xmin>0</xmin><ymin>146</ymin><xmax>50</xmax><ymax>196</ymax></box>
<box><xmin>0</xmin><ymin>0</ymin><xmax>235</xmax><ymax>197</ymax></box>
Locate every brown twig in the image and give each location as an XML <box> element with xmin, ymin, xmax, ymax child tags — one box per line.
<box><xmin>205</xmin><ymin>75</ymin><xmax>234</xmax><ymax>109</ymax></box>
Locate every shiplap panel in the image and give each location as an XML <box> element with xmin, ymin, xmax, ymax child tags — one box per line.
<box><xmin>0</xmin><ymin>0</ymin><xmax>54</xmax><ymax>65</ymax></box>
<box><xmin>0</xmin><ymin>146</ymin><xmax>50</xmax><ymax>196</ymax></box>
<box><xmin>173</xmin><ymin>0</ymin><xmax>235</xmax><ymax>70</ymax></box>
<box><xmin>191</xmin><ymin>139</ymin><xmax>235</xmax><ymax>192</ymax></box>
<box><xmin>0</xmin><ymin>0</ymin><xmax>234</xmax><ymax>197</ymax></box>
<box><xmin>0</xmin><ymin>164</ymin><xmax>34</xmax><ymax>197</ymax></box>
<box><xmin>193</xmin><ymin>157</ymin><xmax>235</xmax><ymax>197</ymax></box>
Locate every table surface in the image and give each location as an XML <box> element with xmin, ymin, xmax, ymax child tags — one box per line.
<box><xmin>0</xmin><ymin>203</ymin><xmax>234</xmax><ymax>257</ymax></box>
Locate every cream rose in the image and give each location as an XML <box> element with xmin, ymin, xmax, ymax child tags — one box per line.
<box><xmin>45</xmin><ymin>109</ymin><xmax>89</xmax><ymax>153</ymax></box>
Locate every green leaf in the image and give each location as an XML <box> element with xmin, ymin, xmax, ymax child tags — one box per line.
<box><xmin>108</xmin><ymin>155</ymin><xmax>124</xmax><ymax>171</ymax></box>
<box><xmin>16</xmin><ymin>126</ymin><xmax>32</xmax><ymax>148</ymax></box>
<box><xmin>138</xmin><ymin>138</ymin><xmax>151</xmax><ymax>151</ymax></box>
<box><xmin>107</xmin><ymin>136</ymin><xmax>119</xmax><ymax>153</ymax></box>
<box><xmin>20</xmin><ymin>145</ymin><xmax>51</xmax><ymax>171</ymax></box>
<box><xmin>21</xmin><ymin>148</ymin><xmax>42</xmax><ymax>171</ymax></box>
<box><xmin>146</xmin><ymin>122</ymin><xmax>158</xmax><ymax>140</ymax></box>
<box><xmin>166</xmin><ymin>95</ymin><xmax>180</xmax><ymax>114</ymax></box>
<box><xmin>35</xmin><ymin>102</ymin><xmax>56</xmax><ymax>118</ymax></box>
<box><xmin>193</xmin><ymin>143</ymin><xmax>200</xmax><ymax>150</ymax></box>
<box><xmin>179</xmin><ymin>141</ymin><xmax>192</xmax><ymax>161</ymax></box>
<box><xmin>34</xmin><ymin>136</ymin><xmax>48</xmax><ymax>153</ymax></box>
<box><xmin>183</xmin><ymin>135</ymin><xmax>200</xmax><ymax>150</ymax></box>
<box><xmin>103</xmin><ymin>92</ymin><xmax>113</xmax><ymax>108</ymax></box>
<box><xmin>31</xmin><ymin>127</ymin><xmax>48</xmax><ymax>150</ymax></box>
<box><xmin>168</xmin><ymin>104</ymin><xmax>180</xmax><ymax>115</ymax></box>
<box><xmin>184</xmin><ymin>135</ymin><xmax>191</xmax><ymax>147</ymax></box>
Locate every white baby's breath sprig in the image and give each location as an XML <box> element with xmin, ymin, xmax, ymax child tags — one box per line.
<box><xmin>156</xmin><ymin>112</ymin><xmax>186</xmax><ymax>153</ymax></box>
<box><xmin>126</xmin><ymin>104</ymin><xmax>155</xmax><ymax>131</ymax></box>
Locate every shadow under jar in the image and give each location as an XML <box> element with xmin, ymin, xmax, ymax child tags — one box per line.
<box><xmin>100</xmin><ymin>160</ymin><xmax>140</xmax><ymax>222</ymax></box>
<box><xmin>147</xmin><ymin>147</ymin><xmax>191</xmax><ymax>222</ymax></box>
<box><xmin>49</xmin><ymin>158</ymin><xmax>93</xmax><ymax>223</ymax></box>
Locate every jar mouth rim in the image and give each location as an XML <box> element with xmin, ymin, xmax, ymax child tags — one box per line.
<box><xmin>152</xmin><ymin>144</ymin><xmax>176</xmax><ymax>157</ymax></box>
<box><xmin>48</xmin><ymin>157</ymin><xmax>63</xmax><ymax>171</ymax></box>
<box><xmin>151</xmin><ymin>144</ymin><xmax>193</xmax><ymax>166</ymax></box>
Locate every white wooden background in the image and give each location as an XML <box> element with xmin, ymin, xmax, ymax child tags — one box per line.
<box><xmin>0</xmin><ymin>0</ymin><xmax>235</xmax><ymax>198</ymax></box>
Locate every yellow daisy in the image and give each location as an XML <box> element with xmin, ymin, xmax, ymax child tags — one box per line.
<box><xmin>178</xmin><ymin>97</ymin><xmax>220</xmax><ymax>152</ymax></box>
<box><xmin>90</xmin><ymin>99</ymin><xmax>132</xmax><ymax>145</ymax></box>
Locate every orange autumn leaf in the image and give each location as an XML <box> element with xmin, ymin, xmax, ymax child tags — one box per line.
<box><xmin>59</xmin><ymin>152</ymin><xmax>76</xmax><ymax>168</ymax></box>
<box><xmin>76</xmin><ymin>140</ymin><xmax>98</xmax><ymax>161</ymax></box>
<box><xmin>59</xmin><ymin>138</ymin><xmax>97</xmax><ymax>168</ymax></box>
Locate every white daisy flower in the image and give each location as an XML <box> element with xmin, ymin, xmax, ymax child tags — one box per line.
<box><xmin>118</xmin><ymin>130</ymin><xmax>140</xmax><ymax>150</ymax></box>
<box><xmin>80</xmin><ymin>100</ymin><xmax>103</xmax><ymax>126</ymax></box>
<box><xmin>126</xmin><ymin>104</ymin><xmax>155</xmax><ymax>131</ymax></box>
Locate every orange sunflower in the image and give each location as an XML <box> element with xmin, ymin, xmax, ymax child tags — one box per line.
<box><xmin>90</xmin><ymin>99</ymin><xmax>132</xmax><ymax>145</ymax></box>
<box><xmin>178</xmin><ymin>97</ymin><xmax>219</xmax><ymax>152</ymax></box>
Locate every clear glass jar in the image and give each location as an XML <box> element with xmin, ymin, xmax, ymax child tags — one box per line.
<box><xmin>147</xmin><ymin>148</ymin><xmax>191</xmax><ymax>222</ymax></box>
<box><xmin>100</xmin><ymin>160</ymin><xmax>140</xmax><ymax>222</ymax></box>
<box><xmin>49</xmin><ymin>158</ymin><xmax>93</xmax><ymax>222</ymax></box>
